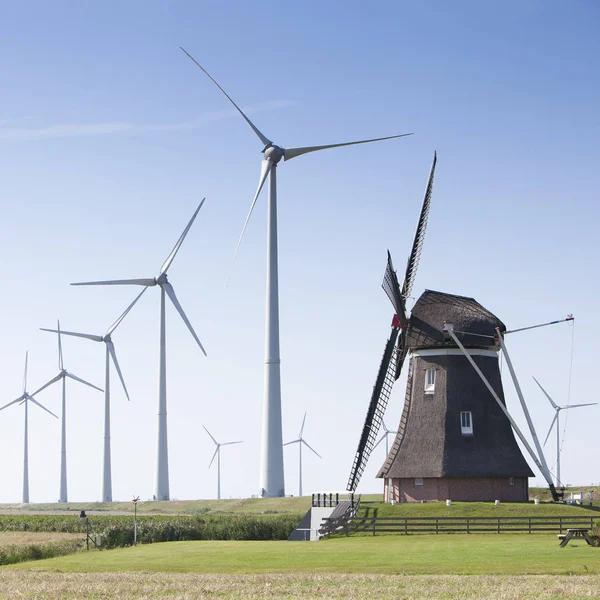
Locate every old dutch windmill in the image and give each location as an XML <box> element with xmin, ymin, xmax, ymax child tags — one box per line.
<box><xmin>347</xmin><ymin>153</ymin><xmax>563</xmax><ymax>503</ymax></box>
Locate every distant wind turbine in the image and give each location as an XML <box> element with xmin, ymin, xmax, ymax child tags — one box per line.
<box><xmin>283</xmin><ymin>412</ymin><xmax>321</xmax><ymax>497</ymax></box>
<box><xmin>0</xmin><ymin>352</ymin><xmax>58</xmax><ymax>503</ymax></box>
<box><xmin>40</xmin><ymin>288</ymin><xmax>147</xmax><ymax>502</ymax></box>
<box><xmin>71</xmin><ymin>200</ymin><xmax>207</xmax><ymax>501</ymax></box>
<box><xmin>33</xmin><ymin>322</ymin><xmax>103</xmax><ymax>502</ymax></box>
<box><xmin>181</xmin><ymin>48</ymin><xmax>412</xmax><ymax>498</ymax></box>
<box><xmin>533</xmin><ymin>376</ymin><xmax>597</xmax><ymax>487</ymax></box>
<box><xmin>203</xmin><ymin>425</ymin><xmax>243</xmax><ymax>500</ymax></box>
<box><xmin>373</xmin><ymin>419</ymin><xmax>398</xmax><ymax>457</ymax></box>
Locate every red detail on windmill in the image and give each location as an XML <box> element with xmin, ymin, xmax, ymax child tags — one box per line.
<box><xmin>391</xmin><ymin>314</ymin><xmax>402</xmax><ymax>328</ymax></box>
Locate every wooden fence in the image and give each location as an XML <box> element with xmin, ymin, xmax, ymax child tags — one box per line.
<box><xmin>323</xmin><ymin>515</ymin><xmax>597</xmax><ymax>536</ymax></box>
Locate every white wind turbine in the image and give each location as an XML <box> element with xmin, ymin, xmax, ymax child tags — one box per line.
<box><xmin>33</xmin><ymin>322</ymin><xmax>103</xmax><ymax>502</ymax></box>
<box><xmin>373</xmin><ymin>419</ymin><xmax>398</xmax><ymax>457</ymax></box>
<box><xmin>0</xmin><ymin>352</ymin><xmax>58</xmax><ymax>503</ymax></box>
<box><xmin>40</xmin><ymin>288</ymin><xmax>147</xmax><ymax>502</ymax></box>
<box><xmin>533</xmin><ymin>376</ymin><xmax>597</xmax><ymax>487</ymax></box>
<box><xmin>71</xmin><ymin>200</ymin><xmax>207</xmax><ymax>501</ymax></box>
<box><xmin>283</xmin><ymin>412</ymin><xmax>321</xmax><ymax>497</ymax></box>
<box><xmin>203</xmin><ymin>426</ymin><xmax>243</xmax><ymax>500</ymax></box>
<box><xmin>181</xmin><ymin>48</ymin><xmax>412</xmax><ymax>497</ymax></box>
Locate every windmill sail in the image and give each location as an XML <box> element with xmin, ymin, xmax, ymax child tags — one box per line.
<box><xmin>346</xmin><ymin>153</ymin><xmax>437</xmax><ymax>492</ymax></box>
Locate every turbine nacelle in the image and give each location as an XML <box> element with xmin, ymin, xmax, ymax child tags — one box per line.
<box><xmin>264</xmin><ymin>145</ymin><xmax>284</xmax><ymax>164</ymax></box>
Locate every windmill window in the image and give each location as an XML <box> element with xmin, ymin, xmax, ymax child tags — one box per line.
<box><xmin>424</xmin><ymin>369</ymin><xmax>436</xmax><ymax>394</ymax></box>
<box><xmin>509</xmin><ymin>477</ymin><xmax>515</xmax><ymax>486</ymax></box>
<box><xmin>415</xmin><ymin>478</ymin><xmax>424</xmax><ymax>486</ymax></box>
<box><xmin>460</xmin><ymin>411</ymin><xmax>473</xmax><ymax>435</ymax></box>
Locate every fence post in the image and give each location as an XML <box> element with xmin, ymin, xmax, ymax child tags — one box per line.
<box><xmin>436</xmin><ymin>518</ymin><xmax>439</xmax><ymax>534</ymax></box>
<box><xmin>404</xmin><ymin>518</ymin><xmax>408</xmax><ymax>535</ymax></box>
<box><xmin>372</xmin><ymin>519</ymin><xmax>376</xmax><ymax>537</ymax></box>
<box><xmin>497</xmin><ymin>518</ymin><xmax>500</xmax><ymax>534</ymax></box>
<box><xmin>528</xmin><ymin>518</ymin><xmax>531</xmax><ymax>534</ymax></box>
<box><xmin>467</xmin><ymin>518</ymin><xmax>470</xmax><ymax>534</ymax></box>
<box><xmin>559</xmin><ymin>517</ymin><xmax>563</xmax><ymax>534</ymax></box>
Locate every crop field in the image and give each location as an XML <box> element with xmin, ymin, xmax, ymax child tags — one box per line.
<box><xmin>0</xmin><ymin>532</ymin><xmax>82</xmax><ymax>546</ymax></box>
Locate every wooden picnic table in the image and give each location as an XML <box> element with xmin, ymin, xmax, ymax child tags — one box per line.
<box><xmin>559</xmin><ymin>528</ymin><xmax>594</xmax><ymax>547</ymax></box>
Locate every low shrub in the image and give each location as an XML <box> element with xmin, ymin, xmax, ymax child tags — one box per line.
<box><xmin>0</xmin><ymin>539</ymin><xmax>83</xmax><ymax>565</ymax></box>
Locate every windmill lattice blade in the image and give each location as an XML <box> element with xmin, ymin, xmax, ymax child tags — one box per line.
<box><xmin>208</xmin><ymin>447</ymin><xmax>219</xmax><ymax>469</ymax></box>
<box><xmin>71</xmin><ymin>278</ymin><xmax>156</xmax><ymax>287</ymax></box>
<box><xmin>0</xmin><ymin>395</ymin><xmax>26</xmax><ymax>412</ymax></box>
<box><xmin>22</xmin><ymin>351</ymin><xmax>28</xmax><ymax>393</ymax></box>
<box><xmin>66</xmin><ymin>372</ymin><xmax>103</xmax><ymax>392</ymax></box>
<box><xmin>30</xmin><ymin>373</ymin><xmax>63</xmax><ymax>397</ymax></box>
<box><xmin>382</xmin><ymin>251</ymin><xmax>406</xmax><ymax>324</ymax></box>
<box><xmin>299</xmin><ymin>412</ymin><xmax>307</xmax><ymax>438</ymax></box>
<box><xmin>203</xmin><ymin>425</ymin><xmax>218</xmax><ymax>445</ymax></box>
<box><xmin>543</xmin><ymin>412</ymin><xmax>558</xmax><ymax>446</ymax></box>
<box><xmin>532</xmin><ymin>376</ymin><xmax>559</xmax><ymax>410</ymax></box>
<box><xmin>230</xmin><ymin>160</ymin><xmax>272</xmax><ymax>279</ymax></box>
<box><xmin>163</xmin><ymin>282</ymin><xmax>207</xmax><ymax>356</ymax></box>
<box><xmin>106</xmin><ymin>287</ymin><xmax>148</xmax><ymax>336</ymax></box>
<box><xmin>28</xmin><ymin>395</ymin><xmax>59</xmax><ymax>419</ymax></box>
<box><xmin>180</xmin><ymin>48</ymin><xmax>271</xmax><ymax>147</ymax></box>
<box><xmin>302</xmin><ymin>439</ymin><xmax>322</xmax><ymax>459</ymax></box>
<box><xmin>41</xmin><ymin>328</ymin><xmax>103</xmax><ymax>342</ymax></box>
<box><xmin>107</xmin><ymin>341</ymin><xmax>130</xmax><ymax>401</ymax></box>
<box><xmin>160</xmin><ymin>199</ymin><xmax>205</xmax><ymax>275</ymax></box>
<box><xmin>284</xmin><ymin>133</ymin><xmax>413</xmax><ymax>162</ymax></box>
<box><xmin>57</xmin><ymin>320</ymin><xmax>63</xmax><ymax>370</ymax></box>
<box><xmin>402</xmin><ymin>151</ymin><xmax>437</xmax><ymax>299</ymax></box>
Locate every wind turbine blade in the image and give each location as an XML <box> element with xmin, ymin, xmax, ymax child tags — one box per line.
<box><xmin>284</xmin><ymin>133</ymin><xmax>413</xmax><ymax>161</ymax></box>
<box><xmin>163</xmin><ymin>282</ymin><xmax>207</xmax><ymax>356</ymax></box>
<box><xmin>107</xmin><ymin>341</ymin><xmax>130</xmax><ymax>401</ymax></box>
<box><xmin>30</xmin><ymin>373</ymin><xmax>63</xmax><ymax>397</ymax></box>
<box><xmin>564</xmin><ymin>402</ymin><xmax>598</xmax><ymax>409</ymax></box>
<box><xmin>22</xmin><ymin>351</ymin><xmax>28</xmax><ymax>393</ymax></box>
<box><xmin>40</xmin><ymin>328</ymin><xmax>103</xmax><ymax>342</ymax></box>
<box><xmin>71</xmin><ymin>278</ymin><xmax>156</xmax><ymax>287</ymax></box>
<box><xmin>283</xmin><ymin>439</ymin><xmax>300</xmax><ymax>447</ymax></box>
<box><xmin>301</xmin><ymin>439</ymin><xmax>322</xmax><ymax>459</ymax></box>
<box><xmin>0</xmin><ymin>395</ymin><xmax>26</xmax><ymax>412</ymax></box>
<box><xmin>221</xmin><ymin>441</ymin><xmax>243</xmax><ymax>446</ymax></box>
<box><xmin>160</xmin><ymin>199</ymin><xmax>205</xmax><ymax>275</ymax></box>
<box><xmin>203</xmin><ymin>425</ymin><xmax>218</xmax><ymax>445</ymax></box>
<box><xmin>532</xmin><ymin>376</ymin><xmax>559</xmax><ymax>409</ymax></box>
<box><xmin>229</xmin><ymin>160</ymin><xmax>272</xmax><ymax>279</ymax></box>
<box><xmin>65</xmin><ymin>372</ymin><xmax>103</xmax><ymax>392</ymax></box>
<box><xmin>543</xmin><ymin>412</ymin><xmax>558</xmax><ymax>446</ymax></box>
<box><xmin>28</xmin><ymin>396</ymin><xmax>59</xmax><ymax>419</ymax></box>
<box><xmin>106</xmin><ymin>287</ymin><xmax>148</xmax><ymax>336</ymax></box>
<box><xmin>180</xmin><ymin>48</ymin><xmax>272</xmax><ymax>147</ymax></box>
<box><xmin>299</xmin><ymin>412</ymin><xmax>307</xmax><ymax>438</ymax></box>
<box><xmin>208</xmin><ymin>447</ymin><xmax>219</xmax><ymax>469</ymax></box>
<box><xmin>402</xmin><ymin>151</ymin><xmax>437</xmax><ymax>299</ymax></box>
<box><xmin>57</xmin><ymin>320</ymin><xmax>63</xmax><ymax>370</ymax></box>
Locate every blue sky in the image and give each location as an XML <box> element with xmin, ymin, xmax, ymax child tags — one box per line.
<box><xmin>0</xmin><ymin>1</ymin><xmax>598</xmax><ymax>503</ymax></box>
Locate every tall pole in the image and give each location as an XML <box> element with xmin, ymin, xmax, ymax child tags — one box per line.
<box><xmin>155</xmin><ymin>286</ymin><xmax>170</xmax><ymax>501</ymax></box>
<box><xmin>556</xmin><ymin>412</ymin><xmax>561</xmax><ymax>487</ymax></box>
<box><xmin>59</xmin><ymin>376</ymin><xmax>68</xmax><ymax>503</ymax></box>
<box><xmin>217</xmin><ymin>446</ymin><xmax>221</xmax><ymax>500</ymax></box>
<box><xmin>102</xmin><ymin>345</ymin><xmax>112</xmax><ymax>502</ymax></box>
<box><xmin>259</xmin><ymin>165</ymin><xmax>285</xmax><ymax>498</ymax></box>
<box><xmin>23</xmin><ymin>400</ymin><xmax>29</xmax><ymax>504</ymax></box>
<box><xmin>385</xmin><ymin>433</ymin><xmax>389</xmax><ymax>457</ymax></box>
<box><xmin>298</xmin><ymin>441</ymin><xmax>303</xmax><ymax>497</ymax></box>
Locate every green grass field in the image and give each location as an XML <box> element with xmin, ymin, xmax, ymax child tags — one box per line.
<box><xmin>5</xmin><ymin>535</ymin><xmax>599</xmax><ymax>575</ymax></box>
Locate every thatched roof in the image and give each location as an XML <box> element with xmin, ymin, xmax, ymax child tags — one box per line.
<box><xmin>406</xmin><ymin>290</ymin><xmax>505</xmax><ymax>350</ymax></box>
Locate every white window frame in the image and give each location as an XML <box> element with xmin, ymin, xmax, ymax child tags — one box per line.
<box><xmin>460</xmin><ymin>411</ymin><xmax>473</xmax><ymax>435</ymax></box>
<box><xmin>424</xmin><ymin>368</ymin><xmax>436</xmax><ymax>394</ymax></box>
<box><xmin>414</xmin><ymin>478</ymin><xmax>424</xmax><ymax>486</ymax></box>
<box><xmin>509</xmin><ymin>477</ymin><xmax>515</xmax><ymax>486</ymax></box>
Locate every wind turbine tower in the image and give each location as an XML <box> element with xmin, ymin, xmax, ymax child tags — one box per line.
<box><xmin>203</xmin><ymin>425</ymin><xmax>243</xmax><ymax>500</ymax></box>
<box><xmin>33</xmin><ymin>323</ymin><xmax>103</xmax><ymax>502</ymax></box>
<box><xmin>0</xmin><ymin>352</ymin><xmax>58</xmax><ymax>503</ymax></box>
<box><xmin>533</xmin><ymin>376</ymin><xmax>597</xmax><ymax>487</ymax></box>
<box><xmin>283</xmin><ymin>412</ymin><xmax>321</xmax><ymax>497</ymax></box>
<box><xmin>40</xmin><ymin>289</ymin><xmax>146</xmax><ymax>502</ymax></box>
<box><xmin>71</xmin><ymin>201</ymin><xmax>207</xmax><ymax>501</ymax></box>
<box><xmin>181</xmin><ymin>48</ymin><xmax>412</xmax><ymax>497</ymax></box>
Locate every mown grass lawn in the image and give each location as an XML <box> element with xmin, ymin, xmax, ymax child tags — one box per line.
<box><xmin>5</xmin><ymin>535</ymin><xmax>599</xmax><ymax>575</ymax></box>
